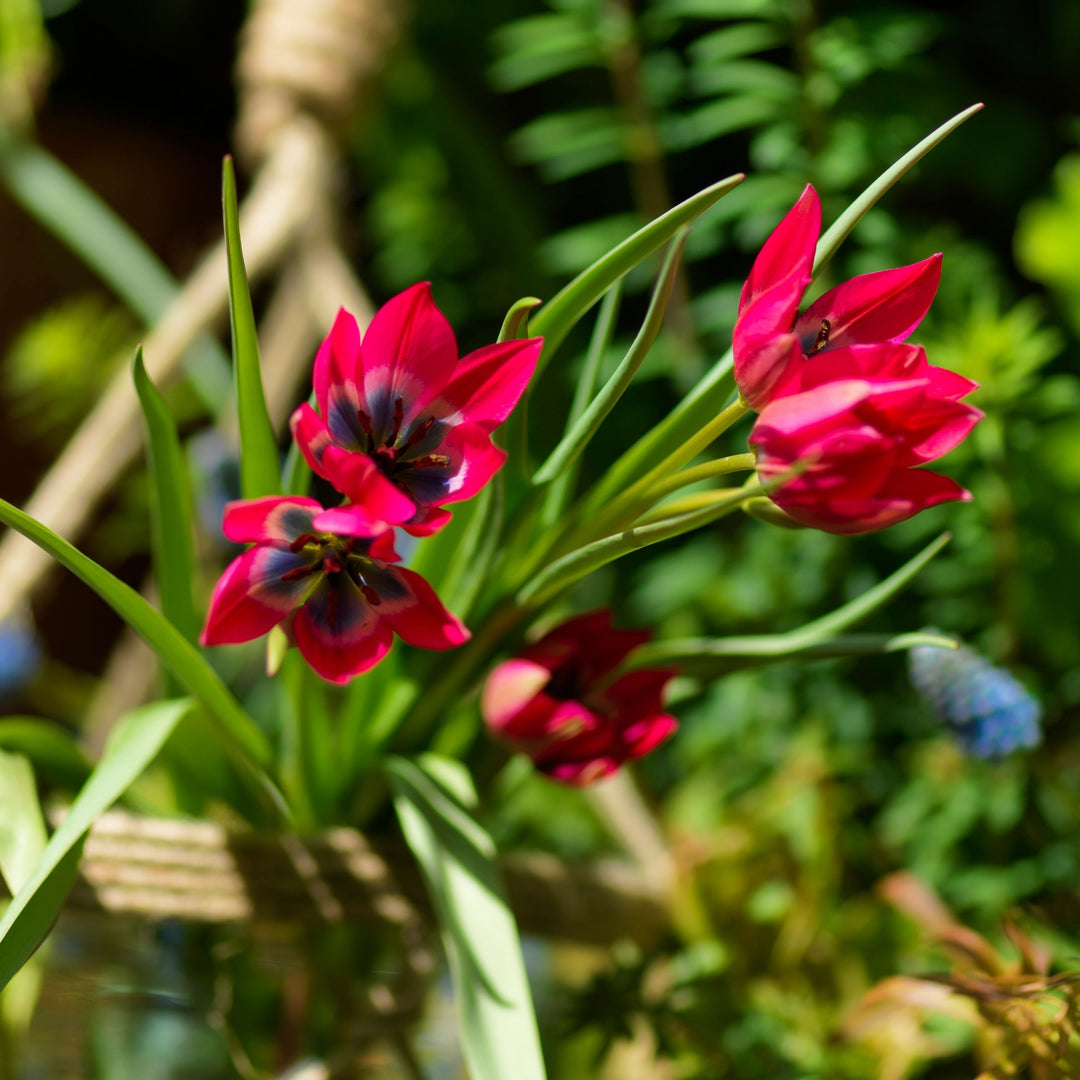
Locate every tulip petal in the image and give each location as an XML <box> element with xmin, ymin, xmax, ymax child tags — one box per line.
<box><xmin>221</xmin><ymin>496</ymin><xmax>322</xmax><ymax>544</ymax></box>
<box><xmin>482</xmin><ymin>658</ymin><xmax>554</xmax><ymax>731</ymax></box>
<box><xmin>311</xmin><ymin>504</ymin><xmax>393</xmax><ymax>538</ymax></box>
<box><xmin>312</xmin><ymin>309</ymin><xmax>367</xmax><ymax>449</ymax></box>
<box><xmin>292</xmin><ymin>573</ymin><xmax>394</xmax><ymax>683</ymax></box>
<box><xmin>200</xmin><ymin>546</ymin><xmax>315</xmax><ymax>646</ymax></box>
<box><xmin>418</xmin><ymin>337</ymin><xmax>542</xmax><ymax>431</ymax></box>
<box><xmin>739</xmin><ymin>184</ymin><xmax>820</xmax><ymax>313</ymax></box>
<box><xmin>361</xmin><ymin>282</ymin><xmax>458</xmax><ymax>437</ymax></box>
<box><xmin>379</xmin><ymin>567</ymin><xmax>470</xmax><ymax>650</ymax></box>
<box><xmin>315</xmin><ymin>444</ymin><xmax>418</xmax><ymax>524</ymax></box>
<box><xmin>733</xmin><ymin>332</ymin><xmax>802</xmax><ymax>409</ymax></box>
<box><xmin>795</xmin><ymin>254</ymin><xmax>942</xmax><ymax>353</ymax></box>
<box><xmin>290</xmin><ymin>402</ymin><xmax>336</xmax><ymax>473</ymax></box>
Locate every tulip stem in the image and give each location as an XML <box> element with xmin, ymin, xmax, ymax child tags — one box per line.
<box><xmin>642</xmin><ymin>452</ymin><xmax>756</xmax><ymax>503</ymax></box>
<box><xmin>560</xmin><ymin>398</ymin><xmax>753</xmax><ymax>550</ymax></box>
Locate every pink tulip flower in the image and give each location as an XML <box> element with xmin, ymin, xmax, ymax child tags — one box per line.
<box><xmin>482</xmin><ymin>611</ymin><xmax>677</xmax><ymax>786</ymax></box>
<box><xmin>291</xmin><ymin>284</ymin><xmax>542</xmax><ymax>535</ymax></box>
<box><xmin>749</xmin><ymin>353</ymin><xmax>983</xmax><ymax>534</ymax></box>
<box><xmin>734</xmin><ymin>184</ymin><xmax>943</xmax><ymax>409</ymax></box>
<box><xmin>200</xmin><ymin>496</ymin><xmax>469</xmax><ymax>683</ymax></box>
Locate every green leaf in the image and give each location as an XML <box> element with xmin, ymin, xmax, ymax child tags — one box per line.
<box><xmin>0</xmin><ymin>126</ymin><xmax>231</xmax><ymax>412</ymax></box>
<box><xmin>0</xmin><ymin>699</ymin><xmax>192</xmax><ymax>991</ymax></box>
<box><xmin>132</xmin><ymin>348</ymin><xmax>199</xmax><ymax>644</ymax></box>
<box><xmin>387</xmin><ymin>756</ymin><xmax>547</xmax><ymax>1080</ymax></box>
<box><xmin>813</xmin><ymin>103</ymin><xmax>983</xmax><ymax>272</ymax></box>
<box><xmin>627</xmin><ymin>533</ymin><xmax>953</xmax><ymax>675</ymax></box>
<box><xmin>529</xmin><ymin>172</ymin><xmax>744</xmax><ymax>367</ymax></box>
<box><xmin>629</xmin><ymin>631</ymin><xmax>956</xmax><ymax>678</ymax></box>
<box><xmin>0</xmin><ymin>751</ymin><xmax>47</xmax><ymax>894</ymax></box>
<box><xmin>0</xmin><ymin>498</ymin><xmax>276</xmax><ymax>779</ymax></box>
<box><xmin>518</xmin><ymin>481</ymin><xmax>760</xmax><ymax>608</ymax></box>
<box><xmin>538</xmin><ymin>278</ymin><xmax>623</xmax><ymax>530</ymax></box>
<box><xmin>0</xmin><ymin>719</ymin><xmax>92</xmax><ymax>791</ymax></box>
<box><xmin>532</xmin><ymin>232</ymin><xmax>686</xmax><ymax>486</ymax></box>
<box><xmin>498</xmin><ymin>297</ymin><xmax>543</xmax><ymax>343</ymax></box>
<box><xmin>222</xmin><ymin>156</ymin><xmax>280</xmax><ymax>500</ymax></box>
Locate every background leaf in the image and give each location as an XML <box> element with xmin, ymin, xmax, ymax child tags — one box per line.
<box><xmin>388</xmin><ymin>755</ymin><xmax>547</xmax><ymax>1080</ymax></box>
<box><xmin>0</xmin><ymin>698</ymin><xmax>192</xmax><ymax>991</ymax></box>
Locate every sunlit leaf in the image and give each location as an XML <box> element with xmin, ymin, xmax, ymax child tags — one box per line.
<box><xmin>388</xmin><ymin>755</ymin><xmax>547</xmax><ymax>1080</ymax></box>
<box><xmin>222</xmin><ymin>156</ymin><xmax>280</xmax><ymax>500</ymax></box>
<box><xmin>0</xmin><ymin>699</ymin><xmax>192</xmax><ymax>990</ymax></box>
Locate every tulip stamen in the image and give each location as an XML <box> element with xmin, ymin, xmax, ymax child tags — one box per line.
<box><xmin>808</xmin><ymin>319</ymin><xmax>831</xmax><ymax>355</ymax></box>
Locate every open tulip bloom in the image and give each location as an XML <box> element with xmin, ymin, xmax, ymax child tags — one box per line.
<box><xmin>291</xmin><ymin>283</ymin><xmax>543</xmax><ymax>536</ymax></box>
<box><xmin>733</xmin><ymin>184</ymin><xmax>943</xmax><ymax>410</ymax></box>
<box><xmin>481</xmin><ymin>611</ymin><xmax>678</xmax><ymax>786</ymax></box>
<box><xmin>200</xmin><ymin>495</ymin><xmax>469</xmax><ymax>683</ymax></box>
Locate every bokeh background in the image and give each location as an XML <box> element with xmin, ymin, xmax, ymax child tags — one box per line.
<box><xmin>4</xmin><ymin>0</ymin><xmax>1080</xmax><ymax>1076</ymax></box>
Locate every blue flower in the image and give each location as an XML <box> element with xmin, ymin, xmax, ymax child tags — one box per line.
<box><xmin>0</xmin><ymin>618</ymin><xmax>42</xmax><ymax>699</ymax></box>
<box><xmin>908</xmin><ymin>637</ymin><xmax>1042</xmax><ymax>759</ymax></box>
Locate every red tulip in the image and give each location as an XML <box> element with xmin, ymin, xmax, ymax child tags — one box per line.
<box><xmin>734</xmin><ymin>185</ymin><xmax>942</xmax><ymax>409</ymax></box>
<box><xmin>200</xmin><ymin>496</ymin><xmax>469</xmax><ymax>683</ymax></box>
<box><xmin>291</xmin><ymin>284</ymin><xmax>541</xmax><ymax>536</ymax></box>
<box><xmin>482</xmin><ymin>611</ymin><xmax>677</xmax><ymax>786</ymax></box>
<box><xmin>749</xmin><ymin>353</ymin><xmax>983</xmax><ymax>534</ymax></box>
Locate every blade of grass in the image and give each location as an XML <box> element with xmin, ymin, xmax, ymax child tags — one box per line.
<box><xmin>223</xmin><ymin>156</ymin><xmax>280</xmax><ymax>500</ymax></box>
<box><xmin>0</xmin><ymin>699</ymin><xmax>192</xmax><ymax>991</ymax></box>
<box><xmin>388</xmin><ymin>755</ymin><xmax>547</xmax><ymax>1080</ymax></box>
<box><xmin>132</xmin><ymin>348</ymin><xmax>199</xmax><ymax>644</ymax></box>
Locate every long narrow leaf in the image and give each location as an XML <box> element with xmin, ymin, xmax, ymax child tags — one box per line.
<box><xmin>0</xmin><ymin>498</ymin><xmax>273</xmax><ymax>773</ymax></box>
<box><xmin>626</xmin><ymin>533</ymin><xmax>953</xmax><ymax>674</ymax></box>
<box><xmin>223</xmin><ymin>156</ymin><xmax>280</xmax><ymax>500</ymax></box>
<box><xmin>586</xmin><ymin>105</ymin><xmax>984</xmax><ymax>509</ymax></box>
<box><xmin>0</xmin><ymin>752</ymin><xmax>47</xmax><ymax>894</ymax></box>
<box><xmin>518</xmin><ymin>481</ymin><xmax>761</xmax><ymax>607</ymax></box>
<box><xmin>0</xmin><ymin>719</ymin><xmax>91</xmax><ymax>791</ymax></box>
<box><xmin>132</xmin><ymin>349</ymin><xmax>199</xmax><ymax>643</ymax></box>
<box><xmin>532</xmin><ymin>232</ymin><xmax>687</xmax><ymax>486</ymax></box>
<box><xmin>0</xmin><ymin>699</ymin><xmax>192</xmax><ymax>990</ymax></box>
<box><xmin>630</xmin><ymin>631</ymin><xmax>955</xmax><ymax>678</ymax></box>
<box><xmin>0</xmin><ymin>126</ymin><xmax>231</xmax><ymax>411</ymax></box>
<box><xmin>538</xmin><ymin>278</ymin><xmax>623</xmax><ymax>530</ymax></box>
<box><xmin>529</xmin><ymin>172</ymin><xmax>743</xmax><ymax>367</ymax></box>
<box><xmin>387</xmin><ymin>756</ymin><xmax>547</xmax><ymax>1080</ymax></box>
<box><xmin>813</xmin><ymin>104</ymin><xmax>983</xmax><ymax>272</ymax></box>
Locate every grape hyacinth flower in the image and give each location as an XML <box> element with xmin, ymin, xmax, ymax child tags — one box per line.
<box><xmin>734</xmin><ymin>184</ymin><xmax>943</xmax><ymax>409</ymax></box>
<box><xmin>481</xmin><ymin>611</ymin><xmax>677</xmax><ymax>786</ymax></box>
<box><xmin>200</xmin><ymin>496</ymin><xmax>469</xmax><ymax>683</ymax></box>
<box><xmin>749</xmin><ymin>347</ymin><xmax>982</xmax><ymax>534</ymax></box>
<box><xmin>0</xmin><ymin>617</ymin><xmax>42</xmax><ymax>700</ymax></box>
<box><xmin>908</xmin><ymin>637</ymin><xmax>1042</xmax><ymax>758</ymax></box>
<box><xmin>291</xmin><ymin>284</ymin><xmax>542</xmax><ymax>536</ymax></box>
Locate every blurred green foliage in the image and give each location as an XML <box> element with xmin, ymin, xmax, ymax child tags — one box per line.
<box><xmin>5</xmin><ymin>0</ymin><xmax>1080</xmax><ymax>1075</ymax></box>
